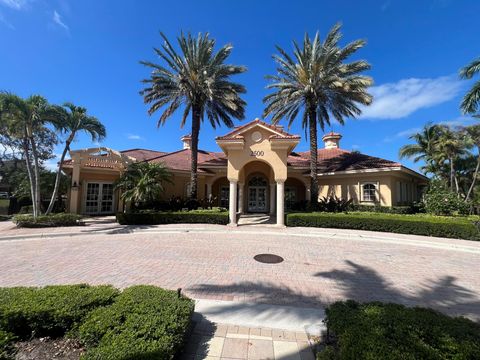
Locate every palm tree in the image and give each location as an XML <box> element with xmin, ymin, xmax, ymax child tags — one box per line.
<box><xmin>0</xmin><ymin>93</ymin><xmax>59</xmax><ymax>217</ymax></box>
<box><xmin>263</xmin><ymin>24</ymin><xmax>372</xmax><ymax>203</ymax></box>
<box><xmin>436</xmin><ymin>126</ymin><xmax>471</xmax><ymax>193</ymax></box>
<box><xmin>114</xmin><ymin>162</ymin><xmax>172</xmax><ymax>207</ymax></box>
<box><xmin>45</xmin><ymin>103</ymin><xmax>106</xmax><ymax>214</ymax></box>
<box><xmin>463</xmin><ymin>125</ymin><xmax>480</xmax><ymax>201</ymax></box>
<box><xmin>399</xmin><ymin>123</ymin><xmax>444</xmax><ymax>176</ymax></box>
<box><xmin>140</xmin><ymin>32</ymin><xmax>247</xmax><ymax>199</ymax></box>
<box><xmin>460</xmin><ymin>57</ymin><xmax>480</xmax><ymax>115</ymax></box>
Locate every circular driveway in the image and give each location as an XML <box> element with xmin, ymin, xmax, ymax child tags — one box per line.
<box><xmin>1</xmin><ymin>224</ymin><xmax>479</xmax><ymax>321</ymax></box>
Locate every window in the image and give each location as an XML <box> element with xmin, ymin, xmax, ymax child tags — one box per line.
<box><xmin>285</xmin><ymin>186</ymin><xmax>296</xmax><ymax>210</ymax></box>
<box><xmin>220</xmin><ymin>186</ymin><xmax>229</xmax><ymax>208</ymax></box>
<box><xmin>362</xmin><ymin>183</ymin><xmax>377</xmax><ymax>202</ymax></box>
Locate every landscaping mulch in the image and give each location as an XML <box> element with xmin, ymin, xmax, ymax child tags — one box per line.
<box><xmin>14</xmin><ymin>337</ymin><xmax>84</xmax><ymax>360</ymax></box>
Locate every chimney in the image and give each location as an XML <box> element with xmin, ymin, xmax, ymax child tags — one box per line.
<box><xmin>181</xmin><ymin>135</ymin><xmax>192</xmax><ymax>149</ymax></box>
<box><xmin>322</xmin><ymin>132</ymin><xmax>342</xmax><ymax>149</ymax></box>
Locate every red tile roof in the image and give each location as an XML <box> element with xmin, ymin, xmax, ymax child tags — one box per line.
<box><xmin>148</xmin><ymin>149</ymin><xmax>226</xmax><ymax>172</ymax></box>
<box><xmin>288</xmin><ymin>148</ymin><xmax>401</xmax><ymax>171</ymax></box>
<box><xmin>120</xmin><ymin>148</ymin><xmax>167</xmax><ymax>161</ymax></box>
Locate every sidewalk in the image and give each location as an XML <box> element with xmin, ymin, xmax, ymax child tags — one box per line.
<box><xmin>186</xmin><ymin>300</ymin><xmax>324</xmax><ymax>360</ymax></box>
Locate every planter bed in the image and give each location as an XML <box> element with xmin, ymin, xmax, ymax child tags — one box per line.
<box><xmin>286</xmin><ymin>212</ymin><xmax>480</xmax><ymax>240</ymax></box>
<box><xmin>116</xmin><ymin>209</ymin><xmax>229</xmax><ymax>225</ymax></box>
<box><xmin>0</xmin><ymin>284</ymin><xmax>194</xmax><ymax>360</ymax></box>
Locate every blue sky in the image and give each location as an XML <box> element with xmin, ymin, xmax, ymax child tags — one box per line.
<box><xmin>1</xmin><ymin>0</ymin><xmax>479</xmax><ymax>172</ymax></box>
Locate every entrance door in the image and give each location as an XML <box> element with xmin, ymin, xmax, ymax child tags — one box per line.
<box><xmin>247</xmin><ymin>176</ymin><xmax>268</xmax><ymax>212</ymax></box>
<box><xmin>85</xmin><ymin>183</ymin><xmax>115</xmax><ymax>215</ymax></box>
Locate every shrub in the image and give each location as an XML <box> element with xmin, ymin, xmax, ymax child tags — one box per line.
<box><xmin>286</xmin><ymin>212</ymin><xmax>480</xmax><ymax>240</ymax></box>
<box><xmin>424</xmin><ymin>182</ymin><xmax>469</xmax><ymax>216</ymax></box>
<box><xmin>350</xmin><ymin>202</ymin><xmax>425</xmax><ymax>214</ymax></box>
<box><xmin>13</xmin><ymin>213</ymin><xmax>83</xmax><ymax>228</ymax></box>
<box><xmin>318</xmin><ymin>301</ymin><xmax>480</xmax><ymax>359</ymax></box>
<box><xmin>79</xmin><ymin>286</ymin><xmax>194</xmax><ymax>360</ymax></box>
<box><xmin>0</xmin><ymin>330</ymin><xmax>15</xmax><ymax>360</ymax></box>
<box><xmin>116</xmin><ymin>209</ymin><xmax>228</xmax><ymax>225</ymax></box>
<box><xmin>0</xmin><ymin>285</ymin><xmax>119</xmax><ymax>339</ymax></box>
<box><xmin>317</xmin><ymin>196</ymin><xmax>353</xmax><ymax>212</ymax></box>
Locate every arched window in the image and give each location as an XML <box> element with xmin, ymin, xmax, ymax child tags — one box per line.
<box><xmin>248</xmin><ymin>176</ymin><xmax>267</xmax><ymax>187</ymax></box>
<box><xmin>362</xmin><ymin>183</ymin><xmax>377</xmax><ymax>202</ymax></box>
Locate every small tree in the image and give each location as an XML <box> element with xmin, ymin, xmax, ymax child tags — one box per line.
<box><xmin>45</xmin><ymin>103</ymin><xmax>106</xmax><ymax>214</ymax></box>
<box><xmin>114</xmin><ymin>162</ymin><xmax>172</xmax><ymax>209</ymax></box>
<box><xmin>423</xmin><ymin>181</ymin><xmax>469</xmax><ymax>216</ymax></box>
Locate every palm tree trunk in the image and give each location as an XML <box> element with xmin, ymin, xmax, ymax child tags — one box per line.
<box><xmin>22</xmin><ymin>137</ymin><xmax>37</xmax><ymax>217</ymax></box>
<box><xmin>450</xmin><ymin>158</ymin><xmax>455</xmax><ymax>191</ymax></box>
<box><xmin>190</xmin><ymin>105</ymin><xmax>201</xmax><ymax>200</ymax></box>
<box><xmin>465</xmin><ymin>154</ymin><xmax>480</xmax><ymax>201</ymax></box>
<box><xmin>308</xmin><ymin>107</ymin><xmax>319</xmax><ymax>205</ymax></box>
<box><xmin>29</xmin><ymin>135</ymin><xmax>42</xmax><ymax>216</ymax></box>
<box><xmin>45</xmin><ymin>135</ymin><xmax>73</xmax><ymax>214</ymax></box>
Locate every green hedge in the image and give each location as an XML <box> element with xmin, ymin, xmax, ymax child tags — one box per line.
<box><xmin>0</xmin><ymin>285</ymin><xmax>194</xmax><ymax>360</ymax></box>
<box><xmin>286</xmin><ymin>212</ymin><xmax>480</xmax><ymax>240</ymax></box>
<box><xmin>13</xmin><ymin>213</ymin><xmax>83</xmax><ymax>228</ymax></box>
<box><xmin>318</xmin><ymin>301</ymin><xmax>480</xmax><ymax>359</ymax></box>
<box><xmin>116</xmin><ymin>210</ymin><xmax>229</xmax><ymax>225</ymax></box>
<box><xmin>78</xmin><ymin>285</ymin><xmax>194</xmax><ymax>360</ymax></box>
<box><xmin>0</xmin><ymin>284</ymin><xmax>119</xmax><ymax>339</ymax></box>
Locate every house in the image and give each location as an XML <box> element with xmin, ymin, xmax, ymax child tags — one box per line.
<box><xmin>62</xmin><ymin>119</ymin><xmax>428</xmax><ymax>225</ymax></box>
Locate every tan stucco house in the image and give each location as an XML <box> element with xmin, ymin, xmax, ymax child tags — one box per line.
<box><xmin>63</xmin><ymin>119</ymin><xmax>427</xmax><ymax>226</ymax></box>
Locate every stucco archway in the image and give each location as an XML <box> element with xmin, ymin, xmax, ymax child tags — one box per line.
<box><xmin>216</xmin><ymin>120</ymin><xmax>300</xmax><ymax>226</ymax></box>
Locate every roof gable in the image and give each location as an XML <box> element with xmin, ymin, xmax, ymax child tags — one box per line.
<box><xmin>216</xmin><ymin>118</ymin><xmax>299</xmax><ymax>140</ymax></box>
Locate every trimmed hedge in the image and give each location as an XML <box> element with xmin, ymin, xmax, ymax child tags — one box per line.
<box><xmin>78</xmin><ymin>285</ymin><xmax>194</xmax><ymax>360</ymax></box>
<box><xmin>286</xmin><ymin>212</ymin><xmax>480</xmax><ymax>240</ymax></box>
<box><xmin>13</xmin><ymin>213</ymin><xmax>83</xmax><ymax>228</ymax></box>
<box><xmin>0</xmin><ymin>284</ymin><xmax>119</xmax><ymax>339</ymax></box>
<box><xmin>0</xmin><ymin>285</ymin><xmax>194</xmax><ymax>360</ymax></box>
<box><xmin>319</xmin><ymin>301</ymin><xmax>480</xmax><ymax>359</ymax></box>
<box><xmin>116</xmin><ymin>210</ymin><xmax>229</xmax><ymax>225</ymax></box>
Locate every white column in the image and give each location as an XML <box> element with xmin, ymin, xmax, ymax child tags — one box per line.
<box><xmin>276</xmin><ymin>180</ymin><xmax>285</xmax><ymax>226</ymax></box>
<box><xmin>229</xmin><ymin>180</ymin><xmax>238</xmax><ymax>226</ymax></box>
<box><xmin>269</xmin><ymin>183</ymin><xmax>276</xmax><ymax>215</ymax></box>
<box><xmin>69</xmin><ymin>156</ymin><xmax>81</xmax><ymax>214</ymax></box>
<box><xmin>238</xmin><ymin>183</ymin><xmax>244</xmax><ymax>214</ymax></box>
<box><xmin>206</xmin><ymin>183</ymin><xmax>212</xmax><ymax>198</ymax></box>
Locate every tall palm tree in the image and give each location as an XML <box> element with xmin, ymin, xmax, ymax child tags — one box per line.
<box><xmin>399</xmin><ymin>123</ymin><xmax>444</xmax><ymax>175</ymax></box>
<box><xmin>140</xmin><ymin>32</ymin><xmax>247</xmax><ymax>199</ymax></box>
<box><xmin>460</xmin><ymin>57</ymin><xmax>480</xmax><ymax>115</ymax></box>
<box><xmin>263</xmin><ymin>24</ymin><xmax>372</xmax><ymax>203</ymax></box>
<box><xmin>45</xmin><ymin>103</ymin><xmax>106</xmax><ymax>214</ymax></box>
<box><xmin>0</xmin><ymin>93</ymin><xmax>59</xmax><ymax>217</ymax></box>
<box><xmin>114</xmin><ymin>162</ymin><xmax>172</xmax><ymax>207</ymax></box>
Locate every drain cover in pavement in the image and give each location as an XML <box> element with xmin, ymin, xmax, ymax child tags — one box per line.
<box><xmin>254</xmin><ymin>254</ymin><xmax>284</xmax><ymax>264</ymax></box>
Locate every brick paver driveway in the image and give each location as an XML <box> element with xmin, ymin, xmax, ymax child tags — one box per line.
<box><xmin>1</xmin><ymin>223</ymin><xmax>479</xmax><ymax>321</ymax></box>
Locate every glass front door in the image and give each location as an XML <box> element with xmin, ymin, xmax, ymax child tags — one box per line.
<box><xmin>248</xmin><ymin>186</ymin><xmax>267</xmax><ymax>212</ymax></box>
<box><xmin>85</xmin><ymin>183</ymin><xmax>115</xmax><ymax>215</ymax></box>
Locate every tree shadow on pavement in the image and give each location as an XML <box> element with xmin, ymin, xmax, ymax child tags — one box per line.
<box><xmin>189</xmin><ymin>260</ymin><xmax>480</xmax><ymax>322</ymax></box>
<box><xmin>314</xmin><ymin>260</ymin><xmax>480</xmax><ymax>320</ymax></box>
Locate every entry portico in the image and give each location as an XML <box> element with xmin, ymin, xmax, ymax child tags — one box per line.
<box><xmin>216</xmin><ymin>119</ymin><xmax>300</xmax><ymax>226</ymax></box>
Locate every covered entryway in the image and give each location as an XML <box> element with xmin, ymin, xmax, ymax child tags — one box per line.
<box><xmin>216</xmin><ymin>119</ymin><xmax>300</xmax><ymax>226</ymax></box>
<box><xmin>247</xmin><ymin>176</ymin><xmax>268</xmax><ymax>212</ymax></box>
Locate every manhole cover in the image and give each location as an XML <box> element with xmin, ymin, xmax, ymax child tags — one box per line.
<box><xmin>254</xmin><ymin>254</ymin><xmax>284</xmax><ymax>264</ymax></box>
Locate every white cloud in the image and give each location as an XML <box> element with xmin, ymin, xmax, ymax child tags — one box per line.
<box><xmin>0</xmin><ymin>0</ymin><xmax>30</xmax><ymax>10</ymax></box>
<box><xmin>127</xmin><ymin>134</ymin><xmax>145</xmax><ymax>141</ymax></box>
<box><xmin>52</xmin><ymin>10</ymin><xmax>68</xmax><ymax>31</ymax></box>
<box><xmin>0</xmin><ymin>11</ymin><xmax>14</xmax><ymax>29</ymax></box>
<box><xmin>360</xmin><ymin>75</ymin><xmax>463</xmax><ymax>120</ymax></box>
<box><xmin>438</xmin><ymin>117</ymin><xmax>476</xmax><ymax>128</ymax></box>
<box><xmin>383</xmin><ymin>127</ymin><xmax>421</xmax><ymax>142</ymax></box>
